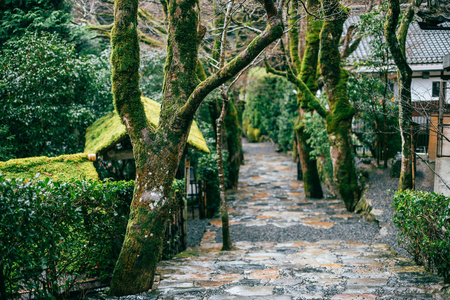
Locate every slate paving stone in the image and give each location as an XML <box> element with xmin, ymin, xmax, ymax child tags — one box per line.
<box><xmin>148</xmin><ymin>141</ymin><xmax>449</xmax><ymax>299</ymax></box>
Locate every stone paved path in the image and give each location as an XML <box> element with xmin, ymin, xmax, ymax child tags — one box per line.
<box><xmin>152</xmin><ymin>142</ymin><xmax>449</xmax><ymax>299</ymax></box>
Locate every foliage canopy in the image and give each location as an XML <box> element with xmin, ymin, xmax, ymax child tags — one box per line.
<box><xmin>0</xmin><ymin>32</ymin><xmax>113</xmax><ymax>160</ymax></box>
<box><xmin>0</xmin><ymin>0</ymin><xmax>72</xmax><ymax>47</ymax></box>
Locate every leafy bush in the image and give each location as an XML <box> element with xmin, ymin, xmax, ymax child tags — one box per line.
<box><xmin>0</xmin><ymin>32</ymin><xmax>113</xmax><ymax>160</ymax></box>
<box><xmin>303</xmin><ymin>96</ymin><xmax>334</xmax><ymax>185</ymax></box>
<box><xmin>0</xmin><ymin>0</ymin><xmax>72</xmax><ymax>47</ymax></box>
<box><xmin>243</xmin><ymin>67</ymin><xmax>297</xmax><ymax>150</ymax></box>
<box><xmin>0</xmin><ymin>176</ymin><xmax>133</xmax><ymax>299</ymax></box>
<box><xmin>348</xmin><ymin>74</ymin><xmax>401</xmax><ymax>161</ymax></box>
<box><xmin>393</xmin><ymin>190</ymin><xmax>450</xmax><ymax>282</ymax></box>
<box><xmin>197</xmin><ymin>153</ymin><xmax>221</xmax><ymax>217</ymax></box>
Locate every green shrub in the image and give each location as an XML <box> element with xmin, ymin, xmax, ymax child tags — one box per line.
<box><xmin>393</xmin><ymin>190</ymin><xmax>450</xmax><ymax>282</ymax></box>
<box><xmin>242</xmin><ymin>67</ymin><xmax>297</xmax><ymax>149</ymax></box>
<box><xmin>303</xmin><ymin>98</ymin><xmax>334</xmax><ymax>184</ymax></box>
<box><xmin>0</xmin><ymin>176</ymin><xmax>133</xmax><ymax>299</ymax></box>
<box><xmin>390</xmin><ymin>159</ymin><xmax>401</xmax><ymax>178</ymax></box>
<box><xmin>0</xmin><ymin>32</ymin><xmax>113</xmax><ymax>159</ymax></box>
<box><xmin>0</xmin><ymin>0</ymin><xmax>72</xmax><ymax>47</ymax></box>
<box><xmin>197</xmin><ymin>153</ymin><xmax>221</xmax><ymax>217</ymax></box>
<box><xmin>244</xmin><ymin>120</ymin><xmax>262</xmax><ymax>143</ymax></box>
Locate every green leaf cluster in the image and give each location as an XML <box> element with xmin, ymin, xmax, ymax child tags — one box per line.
<box><xmin>0</xmin><ymin>32</ymin><xmax>113</xmax><ymax>160</ymax></box>
<box><xmin>0</xmin><ymin>176</ymin><xmax>134</xmax><ymax>298</ymax></box>
<box><xmin>303</xmin><ymin>95</ymin><xmax>333</xmax><ymax>181</ymax></box>
<box><xmin>0</xmin><ymin>0</ymin><xmax>72</xmax><ymax>47</ymax></box>
<box><xmin>393</xmin><ymin>190</ymin><xmax>450</xmax><ymax>282</ymax></box>
<box><xmin>243</xmin><ymin>67</ymin><xmax>297</xmax><ymax>151</ymax></box>
<box><xmin>348</xmin><ymin>73</ymin><xmax>401</xmax><ymax>160</ymax></box>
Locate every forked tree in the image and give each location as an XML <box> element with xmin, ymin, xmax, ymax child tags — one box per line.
<box><xmin>384</xmin><ymin>0</ymin><xmax>420</xmax><ymax>190</ymax></box>
<box><xmin>108</xmin><ymin>0</ymin><xmax>283</xmax><ymax>295</ymax></box>
<box><xmin>267</xmin><ymin>0</ymin><xmax>360</xmax><ymax>211</ymax></box>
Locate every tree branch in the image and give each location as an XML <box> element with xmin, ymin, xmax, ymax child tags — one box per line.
<box><xmin>341</xmin><ymin>23</ymin><xmax>357</xmax><ymax>58</ymax></box>
<box><xmin>83</xmin><ymin>20</ymin><xmax>163</xmax><ymax>46</ymax></box>
<box><xmin>265</xmin><ymin>60</ymin><xmax>287</xmax><ymax>77</ymax></box>
<box><xmin>397</xmin><ymin>0</ymin><xmax>421</xmax><ymax>52</ymax></box>
<box><xmin>299</xmin><ymin>0</ymin><xmax>320</xmax><ymax>19</ymax></box>
<box><xmin>231</xmin><ymin>17</ymin><xmax>263</xmax><ymax>33</ymax></box>
<box><xmin>384</xmin><ymin>0</ymin><xmax>411</xmax><ymax>76</ymax></box>
<box><xmin>288</xmin><ymin>0</ymin><xmax>302</xmax><ymax>72</ymax></box>
<box><xmin>179</xmin><ymin>0</ymin><xmax>283</xmax><ymax>120</ymax></box>
<box><xmin>416</xmin><ymin>154</ymin><xmax>450</xmax><ymax>192</ymax></box>
<box><xmin>265</xmin><ymin>60</ymin><xmax>327</xmax><ymax>118</ymax></box>
<box><xmin>226</xmin><ymin>54</ymin><xmax>263</xmax><ymax>94</ymax></box>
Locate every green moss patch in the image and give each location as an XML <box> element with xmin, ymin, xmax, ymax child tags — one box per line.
<box><xmin>0</xmin><ymin>153</ymin><xmax>98</xmax><ymax>181</ymax></box>
<box><xmin>84</xmin><ymin>97</ymin><xmax>209</xmax><ymax>154</ymax></box>
<box><xmin>174</xmin><ymin>250</ymin><xmax>200</xmax><ymax>258</ymax></box>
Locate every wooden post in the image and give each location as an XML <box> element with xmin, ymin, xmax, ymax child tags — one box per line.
<box><xmin>203</xmin><ymin>180</ymin><xmax>207</xmax><ymax>218</ymax></box>
<box><xmin>295</xmin><ymin>138</ymin><xmax>303</xmax><ymax>181</ymax></box>
<box><xmin>438</xmin><ymin>80</ymin><xmax>445</xmax><ymax>157</ymax></box>
<box><xmin>183</xmin><ymin>158</ymin><xmax>189</xmax><ymax>246</ymax></box>
<box><xmin>198</xmin><ymin>180</ymin><xmax>205</xmax><ymax>219</ymax></box>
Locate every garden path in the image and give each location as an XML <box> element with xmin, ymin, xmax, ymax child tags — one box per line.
<box><xmin>151</xmin><ymin>142</ymin><xmax>449</xmax><ymax>299</ymax></box>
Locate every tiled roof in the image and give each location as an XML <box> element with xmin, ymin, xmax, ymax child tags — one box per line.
<box><xmin>346</xmin><ymin>17</ymin><xmax>450</xmax><ymax>65</ymax></box>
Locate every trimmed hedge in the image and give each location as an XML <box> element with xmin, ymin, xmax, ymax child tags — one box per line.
<box><xmin>0</xmin><ymin>176</ymin><xmax>133</xmax><ymax>299</ymax></box>
<box><xmin>393</xmin><ymin>190</ymin><xmax>450</xmax><ymax>282</ymax></box>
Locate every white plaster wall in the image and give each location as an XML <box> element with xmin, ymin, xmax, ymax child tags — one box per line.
<box><xmin>393</xmin><ymin>78</ymin><xmax>450</xmax><ymax>103</ymax></box>
<box><xmin>411</xmin><ymin>78</ymin><xmax>437</xmax><ymax>102</ymax></box>
<box><xmin>434</xmin><ymin>157</ymin><xmax>450</xmax><ymax>197</ymax></box>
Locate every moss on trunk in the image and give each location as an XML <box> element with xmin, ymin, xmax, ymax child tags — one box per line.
<box><xmin>295</xmin><ymin>117</ymin><xmax>323</xmax><ymax>198</ymax></box>
<box><xmin>320</xmin><ymin>1</ymin><xmax>360</xmax><ymax>211</ymax></box>
<box><xmin>225</xmin><ymin>100</ymin><xmax>243</xmax><ymax>189</ymax></box>
<box><xmin>385</xmin><ymin>0</ymin><xmax>417</xmax><ymax>190</ymax></box>
<box><xmin>110</xmin><ymin>0</ymin><xmax>283</xmax><ymax>294</ymax></box>
<box><xmin>288</xmin><ymin>0</ymin><xmax>323</xmax><ymax>199</ymax></box>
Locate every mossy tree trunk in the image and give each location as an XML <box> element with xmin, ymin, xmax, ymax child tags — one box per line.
<box><xmin>217</xmin><ymin>95</ymin><xmax>233</xmax><ymax>250</ymax></box>
<box><xmin>294</xmin><ymin>0</ymin><xmax>323</xmax><ymax>199</ymax></box>
<box><xmin>217</xmin><ymin>93</ymin><xmax>233</xmax><ymax>250</ymax></box>
<box><xmin>109</xmin><ymin>0</ymin><xmax>283</xmax><ymax>295</ymax></box>
<box><xmin>225</xmin><ymin>99</ymin><xmax>243</xmax><ymax>189</ymax></box>
<box><xmin>268</xmin><ymin>0</ymin><xmax>323</xmax><ymax>199</ymax></box>
<box><xmin>208</xmin><ymin>10</ymin><xmax>224</xmax><ymax>141</ymax></box>
<box><xmin>266</xmin><ymin>0</ymin><xmax>361</xmax><ymax>208</ymax></box>
<box><xmin>210</xmin><ymin>7</ymin><xmax>243</xmax><ymax>190</ymax></box>
<box><xmin>319</xmin><ymin>0</ymin><xmax>360</xmax><ymax>211</ymax></box>
<box><xmin>385</xmin><ymin>0</ymin><xmax>419</xmax><ymax>190</ymax></box>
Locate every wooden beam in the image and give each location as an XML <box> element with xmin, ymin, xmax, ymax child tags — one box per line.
<box><xmin>103</xmin><ymin>149</ymin><xmax>134</xmax><ymax>161</ymax></box>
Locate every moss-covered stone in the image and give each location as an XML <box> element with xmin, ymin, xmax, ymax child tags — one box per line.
<box><xmin>0</xmin><ymin>153</ymin><xmax>98</xmax><ymax>181</ymax></box>
<box><xmin>84</xmin><ymin>97</ymin><xmax>209</xmax><ymax>154</ymax></box>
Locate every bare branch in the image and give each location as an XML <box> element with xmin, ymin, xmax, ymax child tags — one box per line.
<box><xmin>298</xmin><ymin>0</ymin><xmax>320</xmax><ymax>20</ymax></box>
<box><xmin>179</xmin><ymin>0</ymin><xmax>284</xmax><ymax>121</ymax></box>
<box><xmin>341</xmin><ymin>23</ymin><xmax>357</xmax><ymax>58</ymax></box>
<box><xmin>416</xmin><ymin>154</ymin><xmax>450</xmax><ymax>192</ymax></box>
<box><xmin>265</xmin><ymin>59</ymin><xmax>328</xmax><ymax>118</ymax></box>
<box><xmin>231</xmin><ymin>17</ymin><xmax>263</xmax><ymax>33</ymax></box>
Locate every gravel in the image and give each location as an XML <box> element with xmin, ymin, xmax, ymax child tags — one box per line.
<box><xmin>186</xmin><ymin>219</ymin><xmax>209</xmax><ymax>247</ymax></box>
<box><xmin>364</xmin><ymin>164</ymin><xmax>433</xmax><ymax>259</ymax></box>
<box><xmin>214</xmin><ymin>221</ymin><xmax>381</xmax><ymax>244</ymax></box>
<box><xmin>187</xmin><ymin>143</ymin><xmax>435</xmax><ymax>261</ymax></box>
